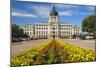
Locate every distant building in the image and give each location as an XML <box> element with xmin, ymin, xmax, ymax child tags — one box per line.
<box><xmin>23</xmin><ymin>24</ymin><xmax>35</xmax><ymax>38</ymax></box>
<box><xmin>23</xmin><ymin>6</ymin><xmax>80</xmax><ymax>38</ymax></box>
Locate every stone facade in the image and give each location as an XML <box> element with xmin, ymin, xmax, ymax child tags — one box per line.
<box><xmin>23</xmin><ymin>6</ymin><xmax>80</xmax><ymax>39</ymax></box>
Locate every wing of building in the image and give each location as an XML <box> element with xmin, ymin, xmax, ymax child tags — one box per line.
<box><xmin>23</xmin><ymin>6</ymin><xmax>80</xmax><ymax>39</ymax></box>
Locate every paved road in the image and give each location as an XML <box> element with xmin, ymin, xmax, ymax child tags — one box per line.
<box><xmin>11</xmin><ymin>39</ymin><xmax>48</xmax><ymax>56</ymax></box>
<box><xmin>60</xmin><ymin>39</ymin><xmax>96</xmax><ymax>51</ymax></box>
<box><xmin>11</xmin><ymin>39</ymin><xmax>96</xmax><ymax>56</ymax></box>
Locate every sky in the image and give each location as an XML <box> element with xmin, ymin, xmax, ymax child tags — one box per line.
<box><xmin>11</xmin><ymin>0</ymin><xmax>96</xmax><ymax>28</ymax></box>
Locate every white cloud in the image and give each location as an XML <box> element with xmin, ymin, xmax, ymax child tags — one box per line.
<box><xmin>31</xmin><ymin>6</ymin><xmax>50</xmax><ymax>18</ymax></box>
<box><xmin>59</xmin><ymin>11</ymin><xmax>73</xmax><ymax>16</ymax></box>
<box><xmin>12</xmin><ymin>12</ymin><xmax>37</xmax><ymax>18</ymax></box>
<box><xmin>55</xmin><ymin>4</ymin><xmax>80</xmax><ymax>9</ymax></box>
<box><xmin>87</xmin><ymin>6</ymin><xmax>95</xmax><ymax>11</ymax></box>
<box><xmin>32</xmin><ymin>6</ymin><xmax>49</xmax><ymax>11</ymax></box>
<box><xmin>80</xmin><ymin>11</ymin><xmax>95</xmax><ymax>16</ymax></box>
<box><xmin>31</xmin><ymin>5</ymin><xmax>73</xmax><ymax>17</ymax></box>
<box><xmin>12</xmin><ymin>5</ymin><xmax>50</xmax><ymax>18</ymax></box>
<box><xmin>36</xmin><ymin>11</ymin><xmax>49</xmax><ymax>18</ymax></box>
<box><xmin>12</xmin><ymin>8</ymin><xmax>27</xmax><ymax>14</ymax></box>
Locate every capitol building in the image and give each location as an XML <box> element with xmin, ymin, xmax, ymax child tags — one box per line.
<box><xmin>23</xmin><ymin>6</ymin><xmax>80</xmax><ymax>39</ymax></box>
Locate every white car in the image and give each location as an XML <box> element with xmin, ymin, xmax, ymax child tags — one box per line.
<box><xmin>22</xmin><ymin>38</ymin><xmax>27</xmax><ymax>41</ymax></box>
<box><xmin>86</xmin><ymin>36</ymin><xmax>94</xmax><ymax>39</ymax></box>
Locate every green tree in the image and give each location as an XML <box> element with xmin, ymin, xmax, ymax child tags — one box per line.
<box><xmin>12</xmin><ymin>24</ymin><xmax>23</xmax><ymax>38</ymax></box>
<box><xmin>22</xmin><ymin>33</ymin><xmax>29</xmax><ymax>38</ymax></box>
<box><xmin>82</xmin><ymin>15</ymin><xmax>96</xmax><ymax>38</ymax></box>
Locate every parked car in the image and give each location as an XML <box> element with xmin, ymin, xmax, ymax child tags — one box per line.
<box><xmin>12</xmin><ymin>37</ymin><xmax>22</xmax><ymax>42</ymax></box>
<box><xmin>85</xmin><ymin>36</ymin><xmax>94</xmax><ymax>40</ymax></box>
<box><xmin>21</xmin><ymin>38</ymin><xmax>27</xmax><ymax>41</ymax></box>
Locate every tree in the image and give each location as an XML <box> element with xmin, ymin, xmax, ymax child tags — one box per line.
<box><xmin>72</xmin><ymin>34</ymin><xmax>76</xmax><ymax>39</ymax></box>
<box><xmin>12</xmin><ymin>24</ymin><xmax>23</xmax><ymax>38</ymax></box>
<box><xmin>82</xmin><ymin>15</ymin><xmax>96</xmax><ymax>38</ymax></box>
<box><xmin>22</xmin><ymin>33</ymin><xmax>29</xmax><ymax>38</ymax></box>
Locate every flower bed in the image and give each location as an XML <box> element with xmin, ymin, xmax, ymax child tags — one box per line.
<box><xmin>11</xmin><ymin>39</ymin><xmax>96</xmax><ymax>66</ymax></box>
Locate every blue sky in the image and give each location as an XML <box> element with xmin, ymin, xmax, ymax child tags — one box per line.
<box><xmin>11</xmin><ymin>0</ymin><xmax>96</xmax><ymax>28</ymax></box>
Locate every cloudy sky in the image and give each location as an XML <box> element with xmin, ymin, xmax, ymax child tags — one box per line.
<box><xmin>11</xmin><ymin>0</ymin><xmax>96</xmax><ymax>27</ymax></box>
